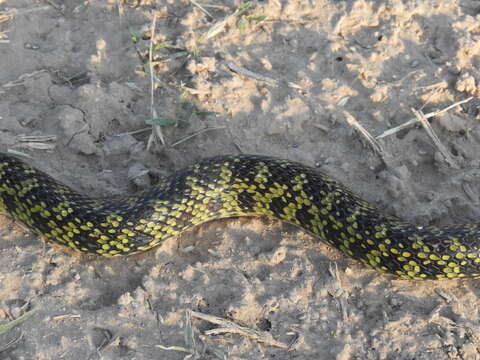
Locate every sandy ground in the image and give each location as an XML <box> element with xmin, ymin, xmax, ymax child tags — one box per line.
<box><xmin>1</xmin><ymin>0</ymin><xmax>480</xmax><ymax>359</ymax></box>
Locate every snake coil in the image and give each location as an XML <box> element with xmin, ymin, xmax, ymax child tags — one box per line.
<box><xmin>1</xmin><ymin>152</ymin><xmax>479</xmax><ymax>280</ymax></box>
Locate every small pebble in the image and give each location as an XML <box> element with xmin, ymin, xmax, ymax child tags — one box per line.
<box><xmin>24</xmin><ymin>42</ymin><xmax>40</xmax><ymax>50</ymax></box>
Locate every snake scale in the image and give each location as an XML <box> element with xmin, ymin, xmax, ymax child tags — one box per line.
<box><xmin>1</xmin><ymin>152</ymin><xmax>479</xmax><ymax>280</ymax></box>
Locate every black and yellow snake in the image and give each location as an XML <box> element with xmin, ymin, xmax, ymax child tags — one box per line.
<box><xmin>1</xmin><ymin>152</ymin><xmax>479</xmax><ymax>280</ymax></box>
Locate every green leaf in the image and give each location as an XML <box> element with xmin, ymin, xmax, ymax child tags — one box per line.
<box><xmin>247</xmin><ymin>14</ymin><xmax>267</xmax><ymax>22</ymax></box>
<box><xmin>145</xmin><ymin>117</ymin><xmax>177</xmax><ymax>126</ymax></box>
<box><xmin>153</xmin><ymin>41</ymin><xmax>173</xmax><ymax>52</ymax></box>
<box><xmin>194</xmin><ymin>111</ymin><xmax>217</xmax><ymax>119</ymax></box>
<box><xmin>129</xmin><ymin>30</ymin><xmax>139</xmax><ymax>44</ymax></box>
<box><xmin>237</xmin><ymin>2</ymin><xmax>253</xmax><ymax>16</ymax></box>
<box><xmin>0</xmin><ymin>309</ymin><xmax>36</xmax><ymax>335</ymax></box>
<box><xmin>190</xmin><ymin>45</ymin><xmax>200</xmax><ymax>58</ymax></box>
<box><xmin>237</xmin><ymin>17</ymin><xmax>248</xmax><ymax>30</ymax></box>
<box><xmin>143</xmin><ymin>62</ymin><xmax>151</xmax><ymax>75</ymax></box>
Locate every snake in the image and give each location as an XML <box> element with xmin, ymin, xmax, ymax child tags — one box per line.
<box><xmin>0</xmin><ymin>152</ymin><xmax>479</xmax><ymax>280</ymax></box>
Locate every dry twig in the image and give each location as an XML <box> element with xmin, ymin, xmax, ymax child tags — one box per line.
<box><xmin>411</xmin><ymin>108</ymin><xmax>458</xmax><ymax>168</ymax></box>
<box><xmin>376</xmin><ymin>97</ymin><xmax>473</xmax><ymax>139</ymax></box>
<box><xmin>116</xmin><ymin>127</ymin><xmax>152</xmax><ymax>137</ymax></box>
<box><xmin>191</xmin><ymin>310</ymin><xmax>291</xmax><ymax>349</ymax></box>
<box><xmin>342</xmin><ymin>111</ymin><xmax>386</xmax><ymax>156</ymax></box>
<box><xmin>1</xmin><ymin>70</ymin><xmax>48</xmax><ymax>90</ymax></box>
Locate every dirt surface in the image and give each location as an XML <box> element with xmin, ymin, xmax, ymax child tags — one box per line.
<box><xmin>1</xmin><ymin>0</ymin><xmax>480</xmax><ymax>359</ymax></box>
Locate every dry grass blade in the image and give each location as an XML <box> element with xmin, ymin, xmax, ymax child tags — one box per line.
<box><xmin>204</xmin><ymin>20</ymin><xmax>228</xmax><ymax>40</ymax></box>
<box><xmin>1</xmin><ymin>70</ymin><xmax>48</xmax><ymax>90</ymax></box>
<box><xmin>146</xmin><ymin>14</ymin><xmax>166</xmax><ymax>150</ymax></box>
<box><xmin>203</xmin><ymin>2</ymin><xmax>255</xmax><ymax>40</ymax></box>
<box><xmin>171</xmin><ymin>126</ymin><xmax>226</xmax><ymax>147</ymax></box>
<box><xmin>222</xmin><ymin>60</ymin><xmax>304</xmax><ymax>90</ymax></box>
<box><xmin>376</xmin><ymin>97</ymin><xmax>473</xmax><ymax>139</ymax></box>
<box><xmin>116</xmin><ymin>127</ymin><xmax>152</xmax><ymax>137</ymax></box>
<box><xmin>155</xmin><ymin>310</ymin><xmax>199</xmax><ymax>358</ymax></box>
<box><xmin>200</xmin><ymin>4</ymin><xmax>230</xmax><ymax>11</ymax></box>
<box><xmin>190</xmin><ymin>0</ymin><xmax>214</xmax><ymax>19</ymax></box>
<box><xmin>17</xmin><ymin>135</ymin><xmax>57</xmax><ymax>143</ymax></box>
<box><xmin>16</xmin><ymin>134</ymin><xmax>57</xmax><ymax>151</ymax></box>
<box><xmin>0</xmin><ymin>9</ymin><xmax>15</xmax><ymax>23</ymax></box>
<box><xmin>411</xmin><ymin>108</ymin><xmax>458</xmax><ymax>168</ymax></box>
<box><xmin>19</xmin><ymin>143</ymin><xmax>56</xmax><ymax>151</ymax></box>
<box><xmin>183</xmin><ymin>309</ymin><xmax>196</xmax><ymax>353</ymax></box>
<box><xmin>223</xmin><ymin>60</ymin><xmax>277</xmax><ymax>85</ymax></box>
<box><xmin>203</xmin><ymin>8</ymin><xmax>237</xmax><ymax>40</ymax></box>
<box><xmin>0</xmin><ymin>6</ymin><xmax>51</xmax><ymax>23</ymax></box>
<box><xmin>115</xmin><ymin>0</ymin><xmax>124</xmax><ymax>18</ymax></box>
<box><xmin>191</xmin><ymin>310</ymin><xmax>291</xmax><ymax>349</ymax></box>
<box><xmin>52</xmin><ymin>314</ymin><xmax>81</xmax><ymax>321</ymax></box>
<box><xmin>342</xmin><ymin>111</ymin><xmax>386</xmax><ymax>156</ymax></box>
<box><xmin>0</xmin><ymin>332</ymin><xmax>23</xmax><ymax>353</ymax></box>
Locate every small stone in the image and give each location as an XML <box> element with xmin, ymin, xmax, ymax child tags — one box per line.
<box><xmin>24</xmin><ymin>42</ymin><xmax>39</xmax><ymax>50</ymax></box>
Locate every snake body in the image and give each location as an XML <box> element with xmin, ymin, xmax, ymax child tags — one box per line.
<box><xmin>1</xmin><ymin>152</ymin><xmax>479</xmax><ymax>280</ymax></box>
